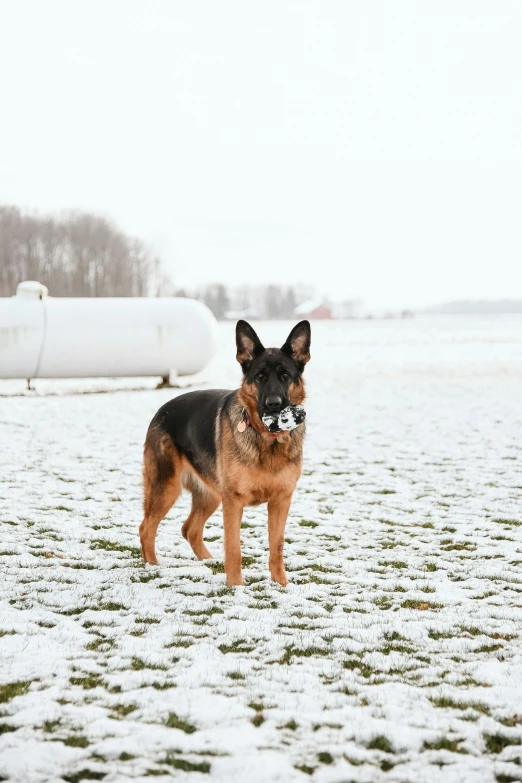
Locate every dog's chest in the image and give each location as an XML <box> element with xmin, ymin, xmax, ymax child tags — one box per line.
<box><xmin>225</xmin><ymin>460</ymin><xmax>301</xmax><ymax>505</ymax></box>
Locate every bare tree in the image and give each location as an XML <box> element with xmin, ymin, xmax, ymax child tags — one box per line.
<box><xmin>0</xmin><ymin>205</ymin><xmax>157</xmax><ymax>297</ymax></box>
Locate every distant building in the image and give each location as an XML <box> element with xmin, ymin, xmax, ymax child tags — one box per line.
<box><xmin>294</xmin><ymin>299</ymin><xmax>332</xmax><ymax>320</ymax></box>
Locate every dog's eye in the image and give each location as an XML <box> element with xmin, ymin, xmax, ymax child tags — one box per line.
<box><xmin>256</xmin><ymin>371</ymin><xmax>266</xmax><ymax>381</ymax></box>
<box><xmin>280</xmin><ymin>372</ymin><xmax>290</xmax><ymax>381</ymax></box>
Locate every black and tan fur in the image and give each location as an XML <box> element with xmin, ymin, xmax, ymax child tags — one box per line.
<box><xmin>139</xmin><ymin>320</ymin><xmax>311</xmax><ymax>586</ymax></box>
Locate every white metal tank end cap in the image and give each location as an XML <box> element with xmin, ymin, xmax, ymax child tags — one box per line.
<box><xmin>15</xmin><ymin>281</ymin><xmax>49</xmax><ymax>299</ymax></box>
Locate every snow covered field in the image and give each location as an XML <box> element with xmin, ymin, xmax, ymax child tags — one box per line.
<box><xmin>1</xmin><ymin>317</ymin><xmax>522</xmax><ymax>783</ymax></box>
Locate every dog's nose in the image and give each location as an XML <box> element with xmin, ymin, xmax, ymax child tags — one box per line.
<box><xmin>265</xmin><ymin>395</ymin><xmax>283</xmax><ymax>412</ymax></box>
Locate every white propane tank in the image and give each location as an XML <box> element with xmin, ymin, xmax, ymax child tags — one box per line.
<box><xmin>0</xmin><ymin>282</ymin><xmax>218</xmax><ymax>380</ymax></box>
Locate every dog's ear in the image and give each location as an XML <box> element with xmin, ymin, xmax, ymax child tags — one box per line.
<box><xmin>236</xmin><ymin>320</ymin><xmax>265</xmax><ymax>369</ymax></box>
<box><xmin>281</xmin><ymin>320</ymin><xmax>311</xmax><ymax>369</ymax></box>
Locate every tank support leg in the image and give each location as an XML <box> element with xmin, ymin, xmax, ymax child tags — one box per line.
<box><xmin>156</xmin><ymin>370</ymin><xmax>178</xmax><ymax>389</ymax></box>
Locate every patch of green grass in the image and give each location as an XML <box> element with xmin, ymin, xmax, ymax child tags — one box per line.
<box><xmin>86</xmin><ymin>637</ymin><xmax>114</xmax><ymax>652</ymax></box>
<box><xmin>131</xmin><ymin>572</ymin><xmax>161</xmax><ymax>583</ymax></box>
<box><xmin>151</xmin><ymin>682</ymin><xmax>176</xmax><ymax>691</ymax></box>
<box><xmin>428</xmin><ymin>629</ymin><xmax>455</xmax><ymax>640</ymax></box>
<box><xmin>227</xmin><ymin>672</ymin><xmax>245</xmax><ymax>681</ymax></box>
<box><xmin>97</xmin><ymin>602</ymin><xmax>127</xmax><ymax>612</ymax></box>
<box><xmin>384</xmin><ymin>631</ymin><xmax>406</xmax><ymax>641</ymax></box>
<box><xmin>440</xmin><ymin>542</ymin><xmax>476</xmax><ymax>551</ymax></box>
<box><xmin>484</xmin><ymin>733</ymin><xmax>522</xmax><ymax>753</ymax></box>
<box><xmin>295</xmin><ymin>765</ymin><xmax>316</xmax><ymax>775</ymax></box>
<box><xmin>307</xmin><ymin>574</ymin><xmax>333</xmax><ymax>585</ymax></box>
<box><xmin>423</xmin><ymin>737</ymin><xmax>467</xmax><ymax>753</ymax></box>
<box><xmin>0</xmin><ymin>630</ymin><xmax>16</xmax><ymax>637</ymax></box>
<box><xmin>474</xmin><ymin>643</ymin><xmax>503</xmax><ymax>653</ymax></box>
<box><xmin>63</xmin><ymin>772</ymin><xmax>106</xmax><ymax>782</ymax></box>
<box><xmin>118</xmin><ymin>753</ymin><xmax>135</xmax><ymax>761</ymax></box>
<box><xmin>492</xmin><ymin>518</ymin><xmax>521</xmax><ymax>526</ymax></box>
<box><xmin>374</xmin><ymin>596</ymin><xmax>392</xmax><ymax>610</ymax></box>
<box><xmin>281</xmin><ymin>719</ymin><xmax>298</xmax><ymax>730</ymax></box>
<box><xmin>426</xmin><ymin>562</ymin><xmax>437</xmax><ymax>572</ymax></box>
<box><xmin>63</xmin><ymin>735</ymin><xmax>90</xmax><ymax>748</ymax></box>
<box><xmin>55</xmin><ymin>505</ymin><xmax>73</xmax><ymax>512</ymax></box>
<box><xmin>184</xmin><ymin>607</ymin><xmax>224</xmax><ymax>616</ymax></box>
<box><xmin>163</xmin><ymin>753</ymin><xmax>210</xmax><ymax>773</ymax></box>
<box><xmin>381</xmin><ymin>643</ymin><xmax>415</xmax><ymax>655</ymax></box>
<box><xmin>60</xmin><ymin>607</ymin><xmax>88</xmax><ymax>616</ymax></box>
<box><xmin>0</xmin><ymin>681</ymin><xmax>31</xmax><ymax>703</ymax></box>
<box><xmin>317</xmin><ymin>751</ymin><xmax>334</xmax><ymax>764</ymax></box>
<box><xmin>69</xmin><ymin>674</ymin><xmax>104</xmax><ymax>690</ymax></box>
<box><xmin>299</xmin><ymin>520</ymin><xmax>318</xmax><ymax>528</ymax></box>
<box><xmin>279</xmin><ymin>644</ymin><xmax>330</xmax><ymax>664</ymax></box>
<box><xmin>111</xmin><ymin>703</ymin><xmax>137</xmax><ymax>717</ymax></box>
<box><xmin>251</xmin><ymin>712</ymin><xmax>264</xmax><ymax>727</ymax></box>
<box><xmin>42</xmin><ymin>719</ymin><xmax>61</xmax><ymax>733</ymax></box>
<box><xmin>401</xmin><ymin>600</ymin><xmax>442</xmax><ymax>610</ymax></box>
<box><xmin>313</xmin><ymin>722</ymin><xmax>342</xmax><ymax>732</ymax></box>
<box><xmin>308</xmin><ymin>564</ymin><xmax>339</xmax><ymax>573</ymax></box>
<box><xmin>498</xmin><ymin>715</ymin><xmax>522</xmax><ymax>727</ymax></box>
<box><xmin>90</xmin><ymin>539</ymin><xmax>141</xmax><ymax>556</ymax></box>
<box><xmin>131</xmin><ymin>657</ymin><xmax>167</xmax><ymax>671</ymax></box>
<box><xmin>343</xmin><ymin>659</ymin><xmax>373</xmax><ymax>678</ymax></box>
<box><xmin>430</xmin><ymin>697</ymin><xmax>490</xmax><ymax>715</ymax></box>
<box><xmin>166</xmin><ymin>713</ymin><xmax>197</xmax><ymax>734</ymax></box>
<box><xmin>380</xmin><ymin>560</ymin><xmax>407</xmax><ymax>569</ymax></box>
<box><xmin>460</xmin><ymin>625</ymin><xmax>483</xmax><ymax>636</ymax></box>
<box><xmin>135</xmin><ymin>617</ymin><xmax>160</xmax><ymax>624</ymax></box>
<box><xmin>0</xmin><ymin>723</ymin><xmax>16</xmax><ymax>735</ymax></box>
<box><xmin>367</xmin><ymin>735</ymin><xmax>394</xmax><ymax>753</ymax></box>
<box><xmin>166</xmin><ymin>638</ymin><xmax>193</xmax><ymax>648</ymax></box>
<box><xmin>219</xmin><ymin>639</ymin><xmax>255</xmax><ymax>654</ymax></box>
<box><xmin>206</xmin><ymin>561</ymin><xmax>225</xmax><ymax>574</ymax></box>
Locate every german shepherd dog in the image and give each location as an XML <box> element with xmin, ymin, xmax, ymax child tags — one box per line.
<box><xmin>139</xmin><ymin>319</ymin><xmax>311</xmax><ymax>586</ymax></box>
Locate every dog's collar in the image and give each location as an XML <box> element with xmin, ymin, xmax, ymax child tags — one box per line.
<box><xmin>239</xmin><ymin>407</ymin><xmax>280</xmax><ymax>438</ymax></box>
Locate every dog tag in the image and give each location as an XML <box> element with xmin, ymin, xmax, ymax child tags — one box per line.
<box><xmin>237</xmin><ymin>420</ymin><xmax>246</xmax><ymax>432</ymax></box>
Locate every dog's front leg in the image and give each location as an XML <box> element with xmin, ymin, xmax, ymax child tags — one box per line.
<box><xmin>267</xmin><ymin>493</ymin><xmax>292</xmax><ymax>586</ymax></box>
<box><xmin>222</xmin><ymin>495</ymin><xmax>244</xmax><ymax>586</ymax></box>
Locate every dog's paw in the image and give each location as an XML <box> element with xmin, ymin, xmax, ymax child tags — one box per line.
<box><xmin>270</xmin><ymin>571</ymin><xmax>288</xmax><ymax>587</ymax></box>
<box><xmin>226</xmin><ymin>574</ymin><xmax>244</xmax><ymax>587</ymax></box>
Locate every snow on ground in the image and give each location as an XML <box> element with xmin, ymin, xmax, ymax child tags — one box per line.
<box><xmin>1</xmin><ymin>317</ymin><xmax>522</xmax><ymax>783</ymax></box>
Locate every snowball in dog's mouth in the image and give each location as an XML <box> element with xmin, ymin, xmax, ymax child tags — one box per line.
<box><xmin>262</xmin><ymin>404</ymin><xmax>306</xmax><ymax>434</ymax></box>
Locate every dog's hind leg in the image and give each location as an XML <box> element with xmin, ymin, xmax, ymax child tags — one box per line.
<box><xmin>140</xmin><ymin>432</ymin><xmax>181</xmax><ymax>565</ymax></box>
<box><xmin>182</xmin><ymin>481</ymin><xmax>220</xmax><ymax>559</ymax></box>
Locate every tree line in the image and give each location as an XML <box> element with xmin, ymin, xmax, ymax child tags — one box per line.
<box><xmin>180</xmin><ymin>283</ymin><xmax>306</xmax><ymax>320</ymax></box>
<box><xmin>0</xmin><ymin>205</ymin><xmax>309</xmax><ymax>318</ymax></box>
<box><xmin>0</xmin><ymin>205</ymin><xmax>155</xmax><ymax>297</ymax></box>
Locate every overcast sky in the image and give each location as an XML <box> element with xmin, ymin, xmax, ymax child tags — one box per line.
<box><xmin>0</xmin><ymin>0</ymin><xmax>521</xmax><ymax>308</ymax></box>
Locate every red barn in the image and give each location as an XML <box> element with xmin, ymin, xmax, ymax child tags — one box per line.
<box><xmin>294</xmin><ymin>299</ymin><xmax>332</xmax><ymax>320</ymax></box>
